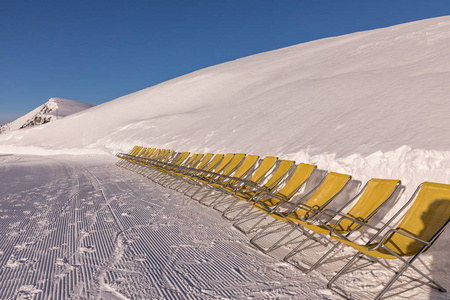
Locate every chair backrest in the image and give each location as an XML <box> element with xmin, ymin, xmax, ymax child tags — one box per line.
<box><xmin>296</xmin><ymin>172</ymin><xmax>351</xmax><ymax>219</ymax></box>
<box><xmin>137</xmin><ymin>147</ymin><xmax>148</xmax><ymax>157</ymax></box>
<box><xmin>228</xmin><ymin>155</ymin><xmax>260</xmax><ymax>184</ymax></box>
<box><xmin>337</xmin><ymin>179</ymin><xmax>400</xmax><ymax>232</ymax></box>
<box><xmin>193</xmin><ymin>153</ymin><xmax>211</xmax><ymax>169</ymax></box>
<box><xmin>221</xmin><ymin>153</ymin><xmax>246</xmax><ymax>176</ymax></box>
<box><xmin>140</xmin><ymin>147</ymin><xmax>150</xmax><ymax>157</ymax></box>
<box><xmin>182</xmin><ymin>153</ymin><xmax>200</xmax><ymax>168</ymax></box>
<box><xmin>156</xmin><ymin>149</ymin><xmax>168</xmax><ymax>161</ymax></box>
<box><xmin>263</xmin><ymin>163</ymin><xmax>316</xmax><ymax>206</ymax></box>
<box><xmin>172</xmin><ymin>152</ymin><xmax>190</xmax><ymax>166</ymax></box>
<box><xmin>206</xmin><ymin>153</ymin><xmax>234</xmax><ymax>174</ymax></box>
<box><xmin>144</xmin><ymin>148</ymin><xmax>156</xmax><ymax>158</ymax></box>
<box><xmin>149</xmin><ymin>149</ymin><xmax>161</xmax><ymax>159</ymax></box>
<box><xmin>262</xmin><ymin>160</ymin><xmax>295</xmax><ymax>191</ymax></box>
<box><xmin>131</xmin><ymin>147</ymin><xmax>146</xmax><ymax>160</ymax></box>
<box><xmin>384</xmin><ymin>182</ymin><xmax>450</xmax><ymax>256</ymax></box>
<box><xmin>201</xmin><ymin>154</ymin><xmax>224</xmax><ymax>172</ymax></box>
<box><xmin>161</xmin><ymin>150</ymin><xmax>175</xmax><ymax>162</ymax></box>
<box><xmin>129</xmin><ymin>146</ymin><xmax>141</xmax><ymax>156</ymax></box>
<box><xmin>249</xmin><ymin>156</ymin><xmax>278</xmax><ymax>184</ymax></box>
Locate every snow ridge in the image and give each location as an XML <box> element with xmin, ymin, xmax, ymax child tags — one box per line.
<box><xmin>0</xmin><ymin>97</ymin><xmax>94</xmax><ymax>134</ymax></box>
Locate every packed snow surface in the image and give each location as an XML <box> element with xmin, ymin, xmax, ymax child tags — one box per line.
<box><xmin>0</xmin><ymin>155</ymin><xmax>447</xmax><ymax>299</ymax></box>
<box><xmin>0</xmin><ymin>97</ymin><xmax>94</xmax><ymax>134</ymax></box>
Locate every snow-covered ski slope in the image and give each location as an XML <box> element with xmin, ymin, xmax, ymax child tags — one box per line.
<box><xmin>0</xmin><ymin>97</ymin><xmax>94</xmax><ymax>134</ymax></box>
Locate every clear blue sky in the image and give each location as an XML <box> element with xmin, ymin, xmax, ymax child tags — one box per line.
<box><xmin>1</xmin><ymin>0</ymin><xmax>450</xmax><ymax>124</ymax></box>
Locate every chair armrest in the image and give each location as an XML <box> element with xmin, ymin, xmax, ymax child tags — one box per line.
<box><xmin>368</xmin><ymin>228</ymin><xmax>430</xmax><ymax>251</ymax></box>
<box><xmin>306</xmin><ymin>208</ymin><xmax>343</xmax><ymax>225</ymax></box>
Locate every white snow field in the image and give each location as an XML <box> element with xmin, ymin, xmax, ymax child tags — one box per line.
<box><xmin>0</xmin><ymin>15</ymin><xmax>449</xmax><ymax>299</ymax></box>
<box><xmin>0</xmin><ymin>98</ymin><xmax>94</xmax><ymax>134</ymax></box>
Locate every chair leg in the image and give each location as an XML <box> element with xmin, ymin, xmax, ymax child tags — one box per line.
<box><xmin>327</xmin><ymin>252</ymin><xmax>364</xmax><ymax>289</ymax></box>
<box><xmin>212</xmin><ymin>194</ymin><xmax>232</xmax><ymax>212</ymax></box>
<box><xmin>199</xmin><ymin>191</ymin><xmax>224</xmax><ymax>207</ymax></box>
<box><xmin>220</xmin><ymin>198</ymin><xmax>243</xmax><ymax>218</ymax></box>
<box><xmin>233</xmin><ymin>211</ymin><xmax>269</xmax><ymax>234</ymax></box>
<box><xmin>222</xmin><ymin>202</ymin><xmax>251</xmax><ymax>221</ymax></box>
<box><xmin>329</xmin><ymin>252</ymin><xmax>447</xmax><ymax>300</ymax></box>
<box><xmin>375</xmin><ymin>257</ymin><xmax>447</xmax><ymax>299</ymax></box>
<box><xmin>250</xmin><ymin>221</ymin><xmax>300</xmax><ymax>253</ymax></box>
<box><xmin>303</xmin><ymin>242</ymin><xmax>340</xmax><ymax>273</ymax></box>
<box><xmin>283</xmin><ymin>231</ymin><xmax>328</xmax><ymax>266</ymax></box>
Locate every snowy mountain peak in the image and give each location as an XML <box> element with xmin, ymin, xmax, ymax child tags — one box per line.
<box><xmin>0</xmin><ymin>97</ymin><xmax>94</xmax><ymax>134</ymax></box>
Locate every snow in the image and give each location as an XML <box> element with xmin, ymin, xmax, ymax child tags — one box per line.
<box><xmin>0</xmin><ymin>97</ymin><xmax>94</xmax><ymax>134</ymax></box>
<box><xmin>0</xmin><ymin>16</ymin><xmax>449</xmax><ymax>299</ymax></box>
<box><xmin>0</xmin><ymin>155</ymin><xmax>338</xmax><ymax>299</ymax></box>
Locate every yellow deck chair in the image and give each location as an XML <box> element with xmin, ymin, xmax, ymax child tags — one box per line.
<box><xmin>173</xmin><ymin>153</ymin><xmax>215</xmax><ymax>179</ymax></box>
<box><xmin>327</xmin><ymin>182</ymin><xmax>450</xmax><ymax>299</ymax></box>
<box><xmin>135</xmin><ymin>146</ymin><xmax>147</xmax><ymax>157</ymax></box>
<box><xmin>155</xmin><ymin>151</ymin><xmax>190</xmax><ymax>172</ymax></box>
<box><xmin>212</xmin><ymin>156</ymin><xmax>279</xmax><ymax>211</ymax></box>
<box><xmin>155</xmin><ymin>149</ymin><xmax>176</xmax><ymax>166</ymax></box>
<box><xmin>189</xmin><ymin>154</ymin><xmax>246</xmax><ymax>199</ymax></box>
<box><xmin>214</xmin><ymin>155</ymin><xmax>260</xmax><ymax>188</ymax></box>
<box><xmin>166</xmin><ymin>153</ymin><xmax>201</xmax><ymax>175</ymax></box>
<box><xmin>188</xmin><ymin>153</ymin><xmax>215</xmax><ymax>173</ymax></box>
<box><xmin>115</xmin><ymin>145</ymin><xmax>141</xmax><ymax>166</ymax></box>
<box><xmin>222</xmin><ymin>159</ymin><xmax>295</xmax><ymax>220</ymax></box>
<box><xmin>182</xmin><ymin>153</ymin><xmax>223</xmax><ymax>179</ymax></box>
<box><xmin>135</xmin><ymin>148</ymin><xmax>160</xmax><ymax>164</ymax></box>
<box><xmin>175</xmin><ymin>153</ymin><xmax>224</xmax><ymax>193</ymax></box>
<box><xmin>145</xmin><ymin>151</ymin><xmax>191</xmax><ymax>182</ymax></box>
<box><xmin>124</xmin><ymin>146</ymin><xmax>149</xmax><ymax>164</ymax></box>
<box><xmin>125</xmin><ymin>146</ymin><xmax>146</xmax><ymax>162</ymax></box>
<box><xmin>127</xmin><ymin>145</ymin><xmax>141</xmax><ymax>156</ymax></box>
<box><xmin>209</xmin><ymin>153</ymin><xmax>246</xmax><ymax>183</ymax></box>
<box><xmin>143</xmin><ymin>148</ymin><xmax>156</xmax><ymax>159</ymax></box>
<box><xmin>137</xmin><ymin>148</ymin><xmax>164</xmax><ymax>165</ymax></box>
<box><xmin>140</xmin><ymin>147</ymin><xmax>151</xmax><ymax>158</ymax></box>
<box><xmin>198</xmin><ymin>155</ymin><xmax>260</xmax><ymax>206</ymax></box>
<box><xmin>281</xmin><ymin>178</ymin><xmax>400</xmax><ymax>273</ymax></box>
<box><xmin>183</xmin><ymin>153</ymin><xmax>235</xmax><ymax>195</ymax></box>
<box><xmin>148</xmin><ymin>148</ymin><xmax>161</xmax><ymax>160</ymax></box>
<box><xmin>133</xmin><ymin>147</ymin><xmax>156</xmax><ymax>165</ymax></box>
<box><xmin>232</xmin><ymin>163</ymin><xmax>317</xmax><ymax>233</ymax></box>
<box><xmin>160</xmin><ymin>153</ymin><xmax>206</xmax><ymax>188</ymax></box>
<box><xmin>119</xmin><ymin>147</ymin><xmax>159</xmax><ymax>171</ymax></box>
<box><xmin>250</xmin><ymin>172</ymin><xmax>352</xmax><ymax>253</ymax></box>
<box><xmin>132</xmin><ymin>149</ymin><xmax>176</xmax><ymax>177</ymax></box>
<box><xmin>144</xmin><ymin>149</ymin><xmax>173</xmax><ymax>167</ymax></box>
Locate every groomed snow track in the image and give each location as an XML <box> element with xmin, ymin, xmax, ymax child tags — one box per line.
<box><xmin>0</xmin><ymin>155</ymin><xmax>339</xmax><ymax>299</ymax></box>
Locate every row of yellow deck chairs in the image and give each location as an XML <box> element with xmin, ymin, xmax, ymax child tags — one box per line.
<box><xmin>116</xmin><ymin>146</ymin><xmax>450</xmax><ymax>300</ymax></box>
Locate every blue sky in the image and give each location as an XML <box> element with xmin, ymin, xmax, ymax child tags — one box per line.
<box><xmin>1</xmin><ymin>0</ymin><xmax>450</xmax><ymax>124</ymax></box>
